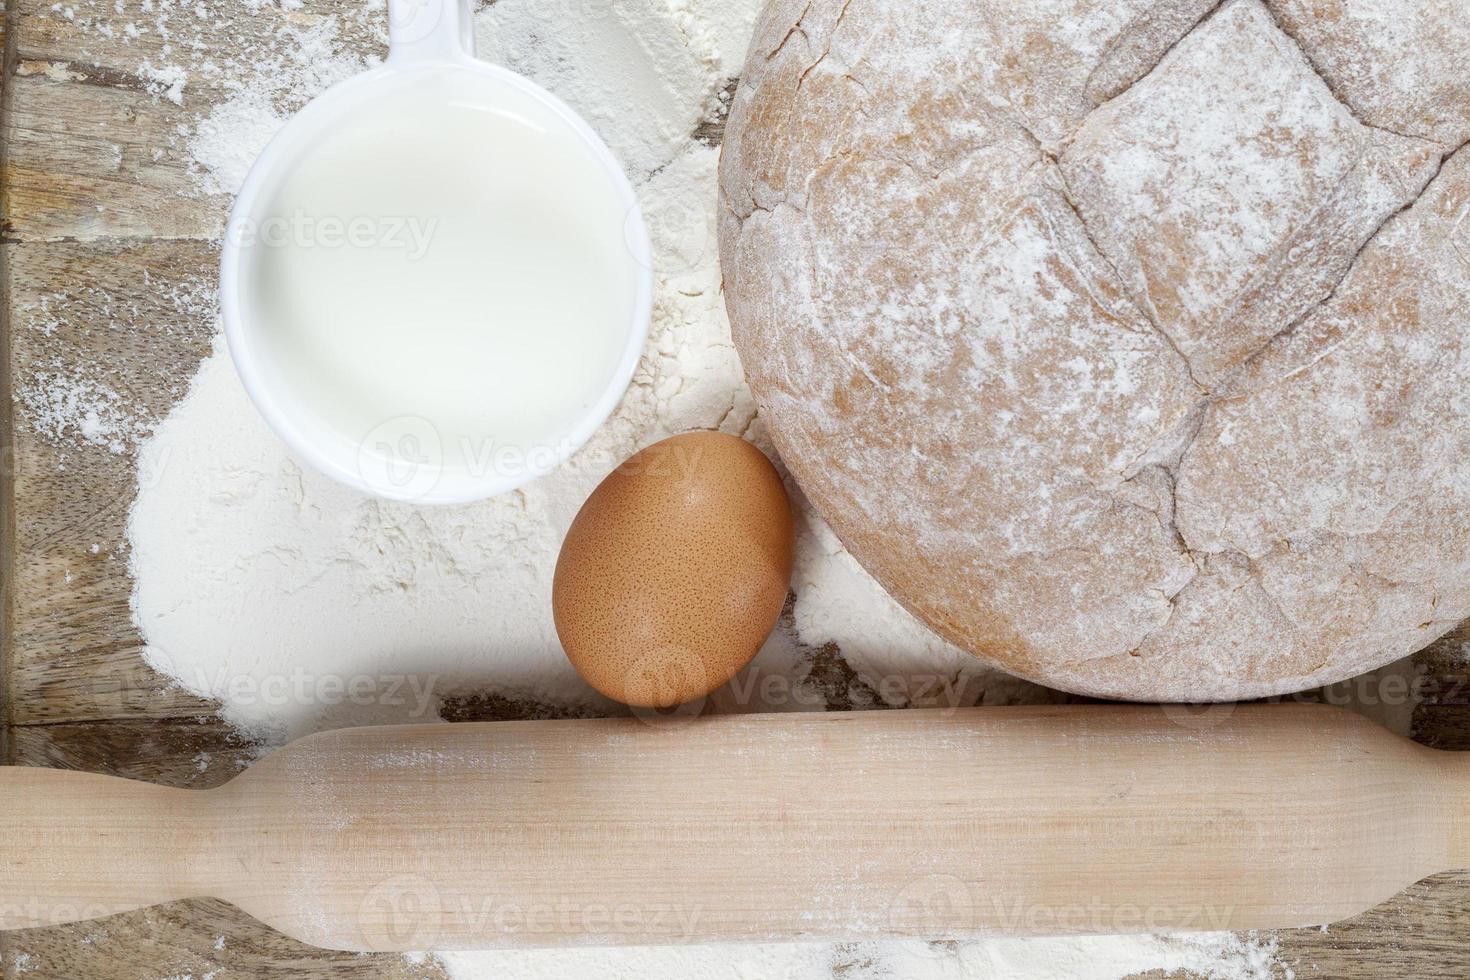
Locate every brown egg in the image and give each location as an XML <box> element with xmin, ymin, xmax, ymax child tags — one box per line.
<box><xmin>553</xmin><ymin>431</ymin><xmax>794</xmax><ymax>709</ymax></box>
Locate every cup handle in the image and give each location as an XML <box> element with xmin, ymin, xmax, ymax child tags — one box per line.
<box><xmin>387</xmin><ymin>0</ymin><xmax>475</xmax><ymax>65</ymax></box>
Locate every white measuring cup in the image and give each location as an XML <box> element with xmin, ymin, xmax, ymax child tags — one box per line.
<box><xmin>220</xmin><ymin>0</ymin><xmax>651</xmax><ymax>505</ymax></box>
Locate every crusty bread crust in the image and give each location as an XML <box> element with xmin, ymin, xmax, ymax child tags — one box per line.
<box><xmin>719</xmin><ymin>0</ymin><xmax>1470</xmax><ymax>701</ymax></box>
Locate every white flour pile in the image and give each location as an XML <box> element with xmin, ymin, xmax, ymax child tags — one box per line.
<box><xmin>441</xmin><ymin>932</ymin><xmax>1289</xmax><ymax>980</ymax></box>
<box><xmin>17</xmin><ymin>0</ymin><xmax>1351</xmax><ymax>977</ymax></box>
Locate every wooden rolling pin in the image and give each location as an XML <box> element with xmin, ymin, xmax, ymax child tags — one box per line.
<box><xmin>1</xmin><ymin>703</ymin><xmax>1462</xmax><ymax>951</ymax></box>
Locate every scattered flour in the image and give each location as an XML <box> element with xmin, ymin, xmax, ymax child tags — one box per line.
<box><xmin>141</xmin><ymin>59</ymin><xmax>189</xmax><ymax>103</ymax></box>
<box><xmin>438</xmin><ymin>933</ymin><xmax>1288</xmax><ymax>980</ymax></box>
<box><xmin>16</xmin><ymin>364</ymin><xmax>149</xmax><ymax>455</ymax></box>
<box><xmin>13</xmin><ymin>272</ymin><xmax>221</xmax><ymax>461</ymax></box>
<box><xmin>185</xmin><ymin>15</ymin><xmax>376</xmax><ymax>196</ymax></box>
<box><xmin>5</xmin><ymin>950</ymin><xmax>36</xmax><ymax>974</ymax></box>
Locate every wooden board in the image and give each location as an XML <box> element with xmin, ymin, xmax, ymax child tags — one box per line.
<box><xmin>3</xmin><ymin>0</ymin><xmax>1470</xmax><ymax>976</ymax></box>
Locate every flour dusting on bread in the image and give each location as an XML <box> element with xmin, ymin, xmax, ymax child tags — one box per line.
<box><xmin>720</xmin><ymin>0</ymin><xmax>1470</xmax><ymax>700</ymax></box>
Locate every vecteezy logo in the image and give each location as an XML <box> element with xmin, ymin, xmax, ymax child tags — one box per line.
<box><xmin>1160</xmin><ymin>700</ymin><xmax>1238</xmax><ymax>732</ymax></box>
<box><xmin>888</xmin><ymin>874</ymin><xmax>976</xmax><ymax>939</ymax></box>
<box><xmin>357</xmin><ymin>874</ymin><xmax>443</xmax><ymax>951</ymax></box>
<box><xmin>357</xmin><ymin>415</ymin><xmax>444</xmax><ymax>501</ymax></box>
<box><xmin>622</xmin><ymin>190</ymin><xmax>719</xmax><ymax>279</ymax></box>
<box><xmin>387</xmin><ymin>0</ymin><xmax>445</xmax><ymax>46</ymax></box>
<box><xmin>623</xmin><ymin>203</ymin><xmax>654</xmax><ymax>275</ymax></box>
<box><xmin>623</xmin><ymin>645</ymin><xmax>710</xmax><ymax>727</ymax></box>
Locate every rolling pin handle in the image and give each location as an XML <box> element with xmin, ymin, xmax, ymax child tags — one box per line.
<box><xmin>0</xmin><ymin>767</ymin><xmax>211</xmax><ymax>931</ymax></box>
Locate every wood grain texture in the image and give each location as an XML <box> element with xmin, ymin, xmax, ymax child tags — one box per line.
<box><xmin>2</xmin><ymin>0</ymin><xmax>381</xmax><ymax>242</ymax></box>
<box><xmin>2</xmin><ymin>0</ymin><xmax>19</xmax><ymax>771</ymax></box>
<box><xmin>8</xmin><ymin>241</ymin><xmax>217</xmax><ymax>726</ymax></box>
<box><xmin>7</xmin><ymin>705</ymin><xmax>1470</xmax><ymax>950</ymax></box>
<box><xmin>2</xmin><ymin>0</ymin><xmax>1470</xmax><ymax>975</ymax></box>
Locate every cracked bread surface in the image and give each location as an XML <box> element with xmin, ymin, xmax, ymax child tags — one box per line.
<box><xmin>719</xmin><ymin>0</ymin><xmax>1470</xmax><ymax>700</ymax></box>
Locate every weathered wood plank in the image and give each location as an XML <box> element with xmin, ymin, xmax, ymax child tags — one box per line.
<box><xmin>4</xmin><ymin>73</ymin><xmax>216</xmax><ymax>240</ymax></box>
<box><xmin>1273</xmin><ymin>872</ymin><xmax>1470</xmax><ymax>979</ymax></box>
<box><xmin>8</xmin><ymin>240</ymin><xmax>216</xmax><ymax>725</ymax></box>
<box><xmin>3</xmin><ymin>898</ymin><xmax>448</xmax><ymax>980</ymax></box>
<box><xmin>2</xmin><ymin>0</ymin><xmax>387</xmax><ymax>242</ymax></box>
<box><xmin>7</xmin><ymin>719</ymin><xmax>252</xmax><ymax>786</ymax></box>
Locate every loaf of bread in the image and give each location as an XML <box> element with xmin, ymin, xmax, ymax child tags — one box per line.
<box><xmin>719</xmin><ymin>0</ymin><xmax>1470</xmax><ymax>701</ymax></box>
